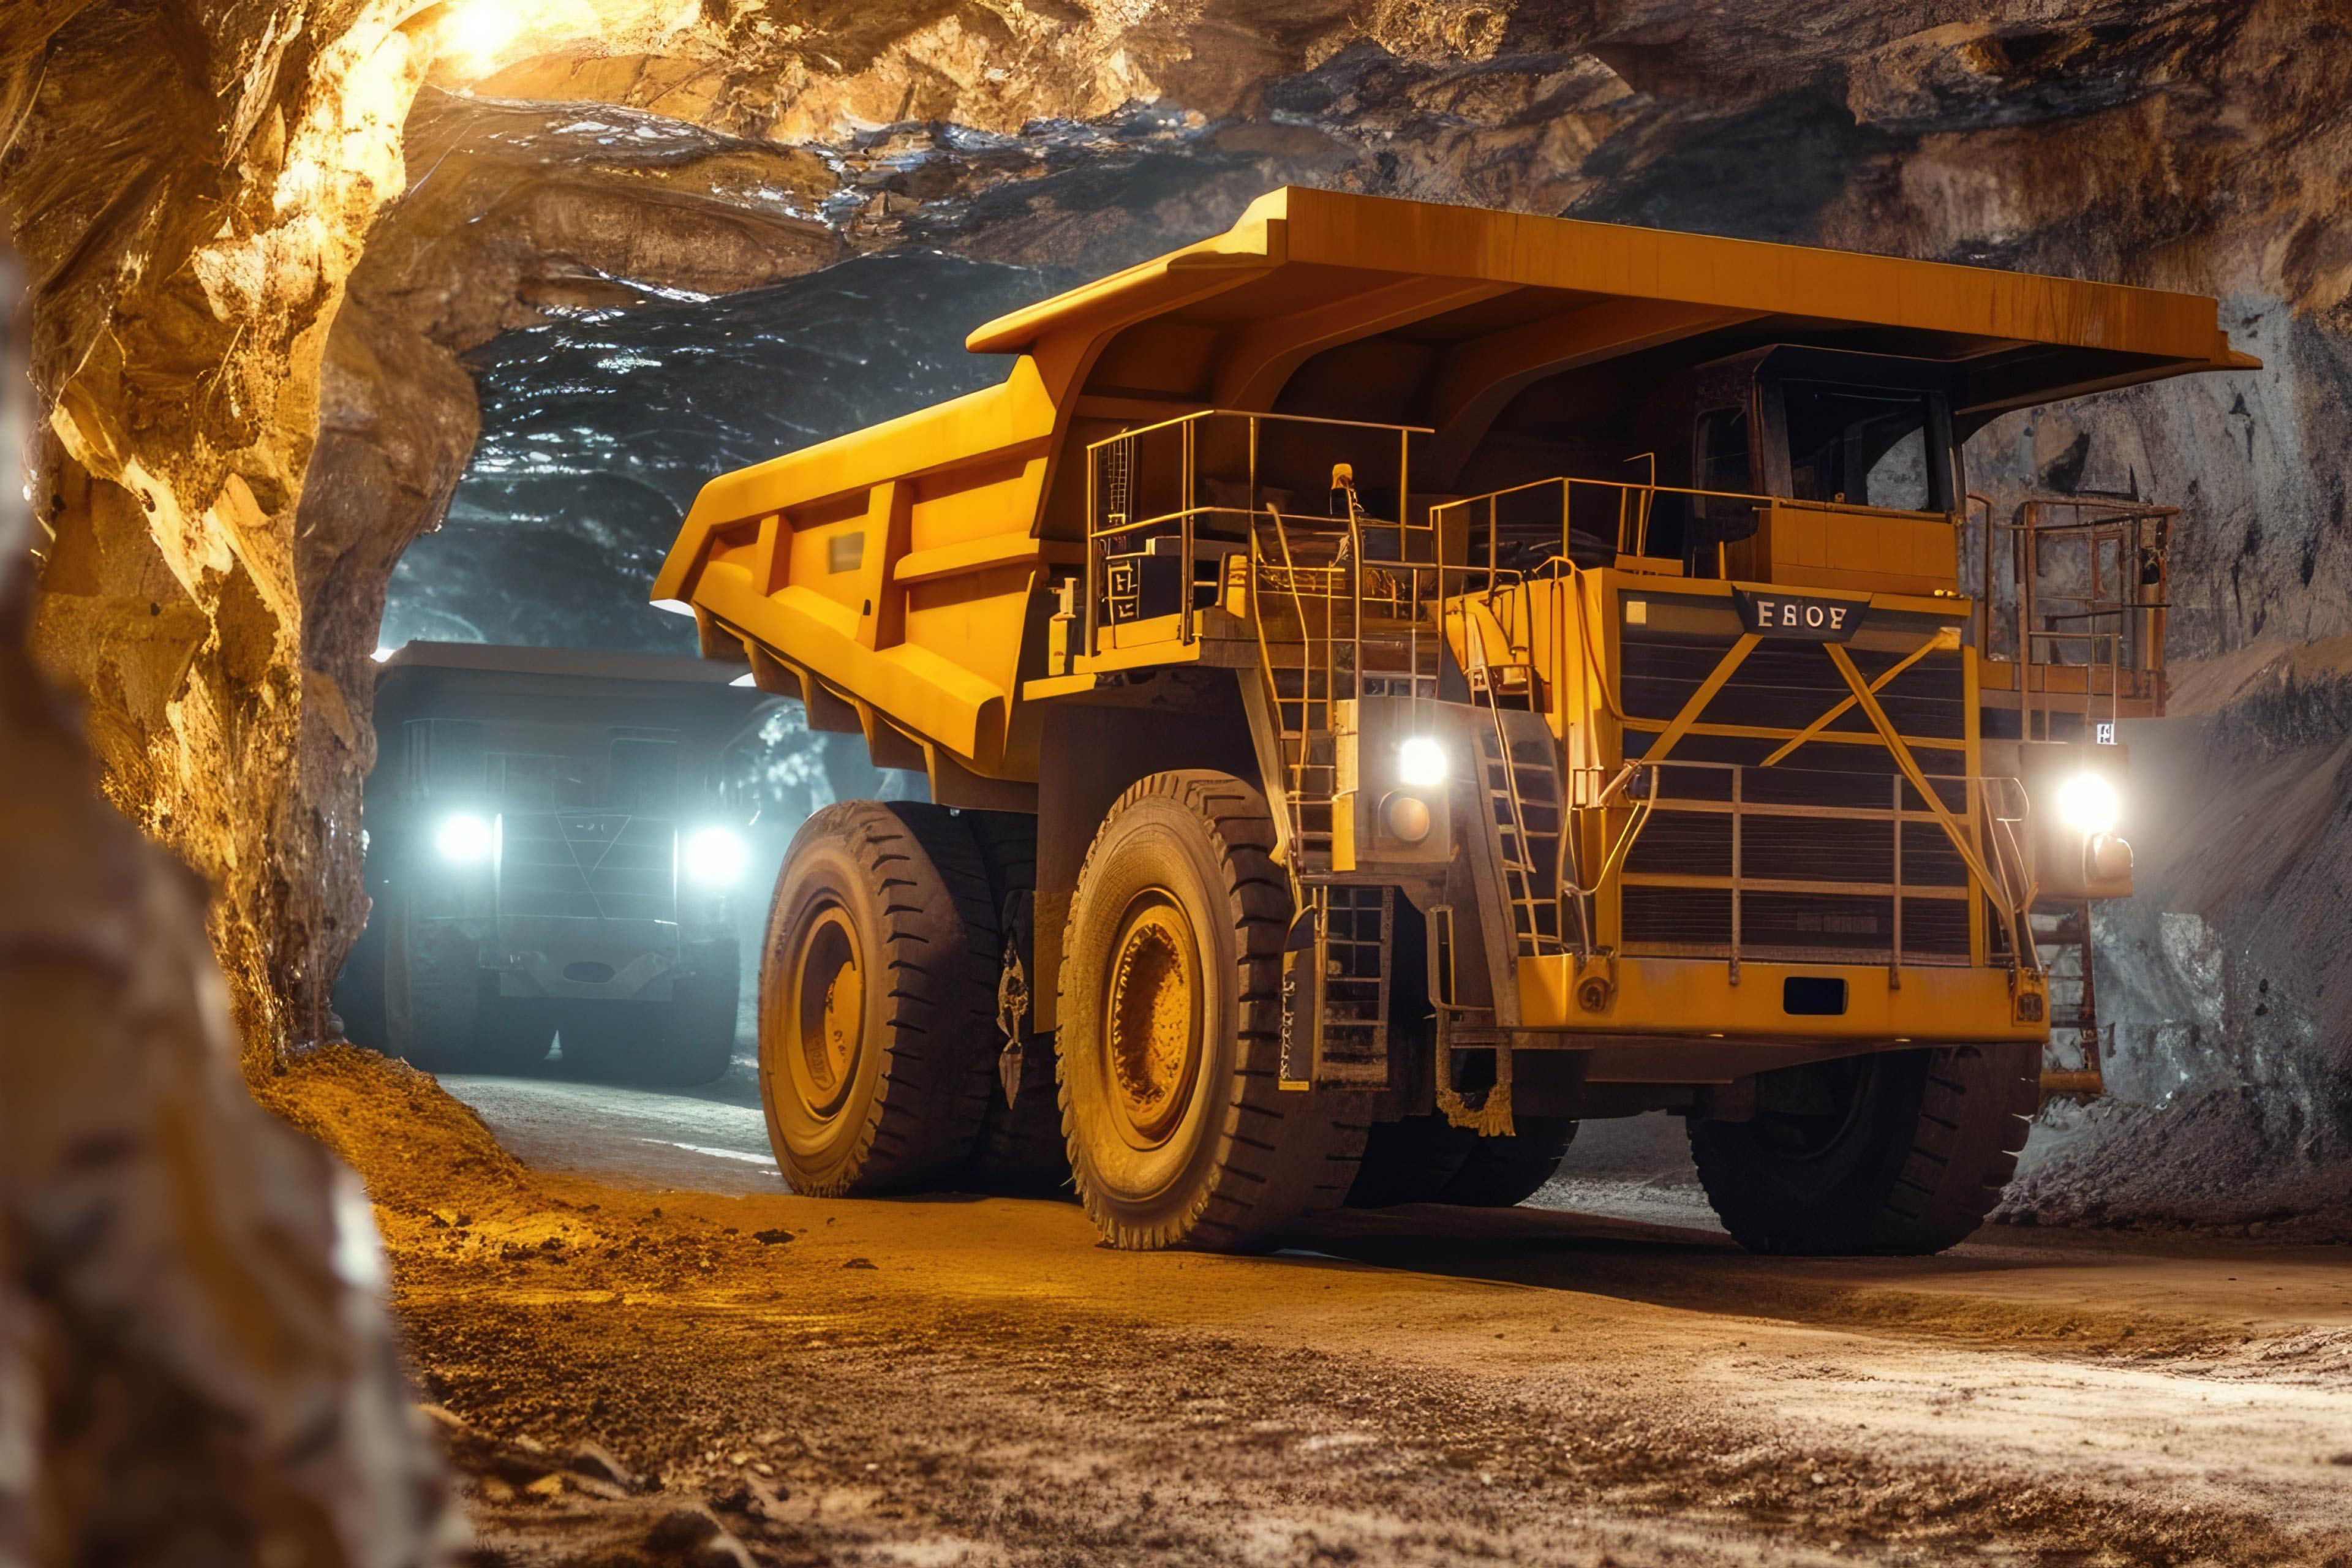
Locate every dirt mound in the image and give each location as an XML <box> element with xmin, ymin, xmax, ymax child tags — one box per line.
<box><xmin>2000</xmin><ymin>1091</ymin><xmax>2352</xmax><ymax>1242</ymax></box>
<box><xmin>253</xmin><ymin>1042</ymin><xmax>530</xmax><ymax>1218</ymax></box>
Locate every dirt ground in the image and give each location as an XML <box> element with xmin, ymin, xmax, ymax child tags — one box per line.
<box><xmin>263</xmin><ymin>1049</ymin><xmax>2352</xmax><ymax>1567</ymax></box>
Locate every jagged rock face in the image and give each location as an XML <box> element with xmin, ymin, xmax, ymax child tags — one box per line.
<box><xmin>7</xmin><ymin>0</ymin><xmax>2351</xmax><ymax>1207</ymax></box>
<box><xmin>0</xmin><ymin>227</ymin><xmax>443</xmax><ymax>1568</ymax></box>
<box><xmin>1</xmin><ymin>1</ymin><xmax>434</xmax><ymax>1054</ymax></box>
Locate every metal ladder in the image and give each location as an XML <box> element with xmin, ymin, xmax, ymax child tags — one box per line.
<box><xmin>2032</xmin><ymin>902</ymin><xmax>2105</xmax><ymax>1098</ymax></box>
<box><xmin>1476</xmin><ymin>704</ymin><xmax>1567</xmax><ymax>956</ymax></box>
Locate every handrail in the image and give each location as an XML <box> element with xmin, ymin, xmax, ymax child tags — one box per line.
<box><xmin>1973</xmin><ymin>494</ymin><xmax>2175</xmax><ymax>733</ymax></box>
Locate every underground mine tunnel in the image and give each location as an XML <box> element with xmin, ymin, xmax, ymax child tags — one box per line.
<box><xmin>3</xmin><ymin>2</ymin><xmax>2351</xmax><ymax>1564</ymax></box>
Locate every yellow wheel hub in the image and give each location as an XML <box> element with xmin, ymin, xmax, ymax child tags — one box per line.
<box><xmin>788</xmin><ymin>907</ymin><xmax>864</xmax><ymax>1119</ymax></box>
<box><xmin>1104</xmin><ymin>897</ymin><xmax>1202</xmax><ymax>1147</ymax></box>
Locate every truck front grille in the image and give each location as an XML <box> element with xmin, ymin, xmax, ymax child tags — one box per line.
<box><xmin>497</xmin><ymin>812</ymin><xmax>676</xmax><ymax>923</ymax></box>
<box><xmin>1617</xmin><ymin>612</ymin><xmax>1973</xmax><ymax>966</ymax></box>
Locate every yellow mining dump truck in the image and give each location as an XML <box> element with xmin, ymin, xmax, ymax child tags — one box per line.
<box><xmin>654</xmin><ymin>188</ymin><xmax>2252</xmax><ymax>1254</ymax></box>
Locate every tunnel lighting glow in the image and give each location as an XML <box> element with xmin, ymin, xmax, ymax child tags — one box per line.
<box><xmin>444</xmin><ymin>0</ymin><xmax>523</xmax><ymax>71</ymax></box>
<box><xmin>683</xmin><ymin>826</ymin><xmax>748</xmax><ymax>888</ymax></box>
<box><xmin>2056</xmin><ymin>772</ymin><xmax>2120</xmax><ymax>837</ymax></box>
<box><xmin>434</xmin><ymin>812</ymin><xmax>494</xmax><ymax>865</ymax></box>
<box><xmin>1398</xmin><ymin>736</ymin><xmax>1448</xmax><ymax>789</ymax></box>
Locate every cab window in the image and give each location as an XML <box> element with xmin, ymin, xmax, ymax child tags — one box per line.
<box><xmin>1782</xmin><ymin>383</ymin><xmax>1937</xmax><ymax>511</ymax></box>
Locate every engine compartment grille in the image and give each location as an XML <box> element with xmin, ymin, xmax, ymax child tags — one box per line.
<box><xmin>1616</xmin><ymin>608</ymin><xmax>1975</xmax><ymax>966</ymax></box>
<box><xmin>497</xmin><ymin>812</ymin><xmax>676</xmax><ymax>923</ymax></box>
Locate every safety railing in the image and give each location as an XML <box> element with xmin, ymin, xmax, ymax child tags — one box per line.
<box><xmin>1084</xmin><ymin>409</ymin><xmax>1426</xmax><ymax>660</ymax></box>
<box><xmin>1428</xmin><ymin>472</ymin><xmax>1774</xmax><ymax>582</ymax></box>
<box><xmin>1971</xmin><ymin>494</ymin><xmax>2176</xmax><ymax>734</ymax></box>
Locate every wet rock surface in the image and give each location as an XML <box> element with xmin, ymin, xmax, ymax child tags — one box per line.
<box><xmin>383</xmin><ymin>251</ymin><xmax>1060</xmax><ymax>654</ymax></box>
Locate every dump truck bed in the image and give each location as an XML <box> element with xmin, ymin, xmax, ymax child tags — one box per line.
<box><xmin>652</xmin><ymin>188</ymin><xmax>2249</xmax><ymax>803</ymax></box>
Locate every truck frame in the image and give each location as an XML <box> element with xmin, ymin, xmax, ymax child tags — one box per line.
<box><xmin>654</xmin><ymin>188</ymin><xmax>2252</xmax><ymax>1253</ymax></box>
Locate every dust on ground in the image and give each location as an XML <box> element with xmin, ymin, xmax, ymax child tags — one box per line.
<box><xmin>269</xmin><ymin>1047</ymin><xmax>2352</xmax><ymax>1567</ymax></box>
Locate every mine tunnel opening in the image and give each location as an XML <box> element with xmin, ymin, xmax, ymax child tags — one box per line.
<box><xmin>333</xmin><ymin>252</ymin><xmax>1068</xmax><ymax>1089</ymax></box>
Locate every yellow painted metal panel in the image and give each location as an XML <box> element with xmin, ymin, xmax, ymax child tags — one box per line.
<box><xmin>1518</xmin><ymin>955</ymin><xmax>2041</xmax><ymax>1041</ymax></box>
<box><xmin>970</xmin><ymin>187</ymin><xmax>2250</xmax><ymax>373</ymax></box>
<box><xmin>894</xmin><ymin>533</ymin><xmax>1044</xmax><ymax>585</ymax></box>
<box><xmin>908</xmin><ymin>454</ymin><xmax>1049</xmax><ymax>554</ymax></box>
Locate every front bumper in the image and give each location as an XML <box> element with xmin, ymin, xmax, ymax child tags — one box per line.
<box><xmin>423</xmin><ymin>915</ymin><xmax>734</xmax><ymax>1003</ymax></box>
<box><xmin>1516</xmin><ymin>953</ymin><xmax>2048</xmax><ymax>1046</ymax></box>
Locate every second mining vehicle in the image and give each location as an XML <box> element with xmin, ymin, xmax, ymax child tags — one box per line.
<box><xmin>337</xmin><ymin>643</ymin><xmax>772</xmax><ymax>1085</ymax></box>
<box><xmin>654</xmin><ymin>188</ymin><xmax>2250</xmax><ymax>1253</ymax></box>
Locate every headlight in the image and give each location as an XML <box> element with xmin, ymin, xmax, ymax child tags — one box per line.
<box><xmin>682</xmin><ymin>826</ymin><xmax>748</xmax><ymax>888</ymax></box>
<box><xmin>1397</xmin><ymin>736</ymin><xmax>1448</xmax><ymax>789</ymax></box>
<box><xmin>434</xmin><ymin>813</ymin><xmax>493</xmax><ymax>865</ymax></box>
<box><xmin>2055</xmin><ymin>772</ymin><xmax>2120</xmax><ymax>837</ymax></box>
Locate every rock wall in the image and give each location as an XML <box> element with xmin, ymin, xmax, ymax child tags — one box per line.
<box><xmin>0</xmin><ymin>222</ymin><xmax>447</xmax><ymax>1568</ymax></box>
<box><xmin>7</xmin><ymin>2</ymin><xmax>2350</xmax><ymax>1210</ymax></box>
<box><xmin>2</xmin><ymin>1</ymin><xmax>437</xmax><ymax>1059</ymax></box>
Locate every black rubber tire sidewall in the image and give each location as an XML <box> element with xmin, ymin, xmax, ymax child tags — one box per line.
<box><xmin>1057</xmin><ymin>771</ymin><xmax>1366</xmax><ymax>1251</ymax></box>
<box><xmin>1346</xmin><ymin>1115</ymin><xmax>1477</xmax><ymax>1207</ymax></box>
<box><xmin>383</xmin><ymin>881</ymin><xmax>485</xmax><ymax>1072</ymax></box>
<box><xmin>1058</xmin><ymin>791</ymin><xmax>1243</xmax><ymax>1232</ymax></box>
<box><xmin>1435</xmin><ymin>1116</ymin><xmax>1579</xmax><ymax>1208</ymax></box>
<box><xmin>757</xmin><ymin>802</ymin><xmax>998</xmax><ymax>1197</ymax></box>
<box><xmin>1689</xmin><ymin>1043</ymin><xmax>2037</xmax><ymax>1255</ymax></box>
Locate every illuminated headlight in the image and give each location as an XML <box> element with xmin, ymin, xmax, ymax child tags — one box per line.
<box><xmin>682</xmin><ymin>826</ymin><xmax>748</xmax><ymax>888</ymax></box>
<box><xmin>434</xmin><ymin>813</ymin><xmax>494</xmax><ymax>866</ymax></box>
<box><xmin>1397</xmin><ymin>736</ymin><xmax>1449</xmax><ymax>789</ymax></box>
<box><xmin>2055</xmin><ymin>772</ymin><xmax>2120</xmax><ymax>837</ymax></box>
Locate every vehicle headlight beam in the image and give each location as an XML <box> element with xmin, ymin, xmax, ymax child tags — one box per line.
<box><xmin>683</xmin><ymin>825</ymin><xmax>748</xmax><ymax>888</ymax></box>
<box><xmin>434</xmin><ymin>812</ymin><xmax>494</xmax><ymax>866</ymax></box>
<box><xmin>2055</xmin><ymin>772</ymin><xmax>2120</xmax><ymax>837</ymax></box>
<box><xmin>1397</xmin><ymin>736</ymin><xmax>1448</xmax><ymax>789</ymax></box>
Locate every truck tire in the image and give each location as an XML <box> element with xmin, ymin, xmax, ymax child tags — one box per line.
<box><xmin>475</xmin><ymin>997</ymin><xmax>557</xmax><ymax>1074</ymax></box>
<box><xmin>383</xmin><ymin>886</ymin><xmax>487</xmax><ymax>1073</ymax></box>
<box><xmin>1057</xmin><ymin>771</ymin><xmax>1367</xmax><ymax>1251</ymax></box>
<box><xmin>1688</xmin><ymin>1043</ymin><xmax>2038</xmax><ymax>1255</ymax></box>
<box><xmin>961</xmin><ymin>809</ymin><xmax>1071</xmax><ymax>1196</ymax></box>
<box><xmin>333</xmin><ymin>910</ymin><xmax>390</xmax><ymax>1050</ymax></box>
<box><xmin>1437</xmin><ymin>1116</ymin><xmax>1577</xmax><ymax>1207</ymax></box>
<box><xmin>758</xmin><ymin>802</ymin><xmax>999</xmax><ymax>1196</ymax></box>
<box><xmin>651</xmin><ymin>942</ymin><xmax>742</xmax><ymax>1087</ymax></box>
<box><xmin>1346</xmin><ymin>1115</ymin><xmax>1476</xmax><ymax>1207</ymax></box>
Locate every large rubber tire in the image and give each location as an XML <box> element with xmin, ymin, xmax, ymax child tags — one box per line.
<box><xmin>474</xmin><ymin>997</ymin><xmax>557</xmax><ymax>1074</ymax></box>
<box><xmin>1438</xmin><ymin>1115</ymin><xmax>1578</xmax><ymax>1207</ymax></box>
<box><xmin>1688</xmin><ymin>1043</ymin><xmax>2038</xmax><ymax>1256</ymax></box>
<box><xmin>962</xmin><ymin>809</ymin><xmax>1071</xmax><ymax>1196</ymax></box>
<box><xmin>757</xmin><ymin>802</ymin><xmax>1000</xmax><ymax>1196</ymax></box>
<box><xmin>1346</xmin><ymin>1115</ymin><xmax>1477</xmax><ymax>1207</ymax></box>
<box><xmin>333</xmin><ymin>910</ymin><xmax>390</xmax><ymax>1050</ymax></box>
<box><xmin>383</xmin><ymin>886</ymin><xmax>487</xmax><ymax>1072</ymax></box>
<box><xmin>1057</xmin><ymin>771</ymin><xmax>1368</xmax><ymax>1251</ymax></box>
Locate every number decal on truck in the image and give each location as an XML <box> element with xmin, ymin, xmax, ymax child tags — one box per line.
<box><xmin>1733</xmin><ymin>590</ymin><xmax>1869</xmax><ymax>641</ymax></box>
